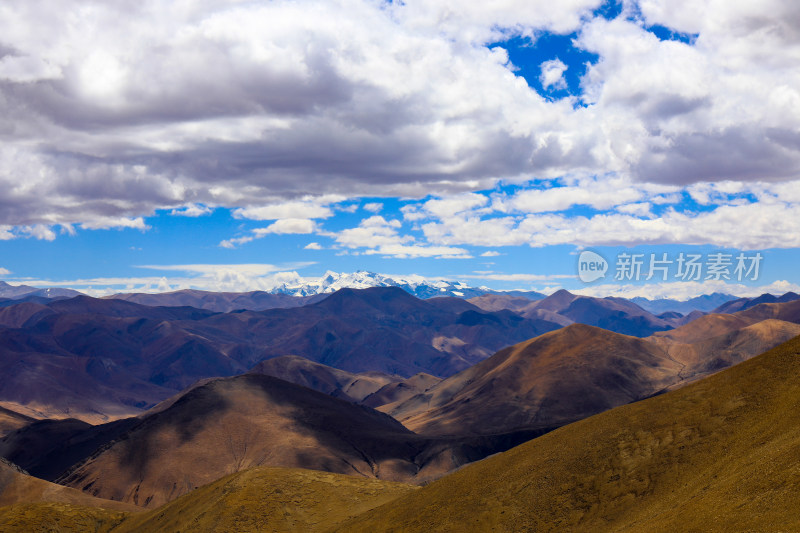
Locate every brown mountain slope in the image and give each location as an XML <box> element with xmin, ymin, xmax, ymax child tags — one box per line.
<box><xmin>649</xmin><ymin>311</ymin><xmax>756</xmax><ymax>344</ymax></box>
<box><xmin>389</xmin><ymin>324</ymin><xmax>683</xmax><ymax>436</ymax></box>
<box><xmin>0</xmin><ymin>287</ymin><xmax>562</xmax><ymax>421</ymax></box>
<box><xmin>388</xmin><ymin>308</ymin><xmax>800</xmax><ymax>439</ymax></box>
<box><xmin>650</xmin><ymin>318</ymin><xmax>800</xmax><ymax>382</ymax></box>
<box><xmin>0</xmin><ymin>405</ymin><xmax>34</xmax><ymax>438</ymax></box>
<box><xmin>57</xmin><ymin>374</ymin><xmax>524</xmax><ymax>509</ymax></box>
<box><xmin>649</xmin><ymin>299</ymin><xmax>800</xmax><ymax>346</ymax></box>
<box><xmin>113</xmin><ymin>466</ymin><xmax>415</xmax><ymax>533</ymax></box>
<box><xmin>0</xmin><ymin>417</ymin><xmax>140</xmax><ymax>482</ymax></box>
<box><xmin>472</xmin><ymin>289</ymin><xmax>677</xmax><ymax>336</ymax></box>
<box><xmin>0</xmin><ymin>458</ymin><xmax>135</xmax><ymax>512</ymax></box>
<box><xmin>361</xmin><ymin>373</ymin><xmax>442</xmax><ymax>409</ymax></box>
<box><xmin>248</xmin><ymin>355</ymin><xmax>399</xmax><ymax>402</ymax></box>
<box><xmin>467</xmin><ymin>293</ymin><xmax>538</xmax><ymax>313</ymax></box>
<box><xmin>0</xmin><ymin>502</ymin><xmax>127</xmax><ymax>533</ymax></box>
<box><xmin>338</xmin><ymin>335</ymin><xmax>800</xmax><ymax>532</ymax></box>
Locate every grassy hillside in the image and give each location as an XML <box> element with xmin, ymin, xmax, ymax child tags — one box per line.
<box><xmin>338</xmin><ymin>334</ymin><xmax>800</xmax><ymax>532</ymax></box>
<box><xmin>114</xmin><ymin>466</ymin><xmax>415</xmax><ymax>532</ymax></box>
<box><xmin>0</xmin><ymin>502</ymin><xmax>126</xmax><ymax>532</ymax></box>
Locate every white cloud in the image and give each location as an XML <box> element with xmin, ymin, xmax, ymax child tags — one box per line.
<box><xmin>539</xmin><ymin>58</ymin><xmax>568</xmax><ymax>90</ymax></box>
<box><xmin>335</xmin><ymin>215</ymin><xmax>470</xmax><ymax>258</ymax></box>
<box><xmin>220</xmin><ymin>218</ymin><xmax>317</xmax><ymax>248</ymax></box>
<box><xmin>171</xmin><ymin>204</ymin><xmax>213</xmax><ymax>217</ymax></box>
<box><xmin>304</xmin><ymin>242</ymin><xmax>322</xmax><ymax>250</ymax></box>
<box><xmin>79</xmin><ymin>217</ymin><xmax>149</xmax><ymax>231</ymax></box>
<box><xmin>403</xmin><ymin>179</ymin><xmax>800</xmax><ymax>250</ymax></box>
<box><xmin>0</xmin><ymin>267</ymin><xmax>11</xmax><ymax>276</ymax></box>
<box><xmin>363</xmin><ymin>202</ymin><xmax>383</xmax><ymax>213</ymax></box>
<box><xmin>480</xmin><ymin>251</ymin><xmax>501</xmax><ymax>257</ymax></box>
<box><xmin>233</xmin><ymin>198</ymin><xmax>340</xmax><ymax>221</ymax></box>
<box><xmin>255</xmin><ymin>218</ymin><xmax>316</xmax><ymax>235</ymax></box>
<box><xmin>20</xmin><ymin>225</ymin><xmax>57</xmax><ymax>241</ymax></box>
<box><xmin>0</xmin><ymin>0</ymin><xmax>796</xmax><ymax>250</ymax></box>
<box><xmin>136</xmin><ymin>263</ymin><xmax>312</xmax><ymax>276</ymax></box>
<box><xmin>573</xmin><ymin>279</ymin><xmax>800</xmax><ymax>301</ymax></box>
<box><xmin>464</xmin><ymin>272</ymin><xmax>572</xmax><ymax>282</ymax></box>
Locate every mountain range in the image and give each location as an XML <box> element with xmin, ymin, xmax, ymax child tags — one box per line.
<box><xmin>3</xmin><ymin>322</ymin><xmax>800</xmax><ymax>531</ymax></box>
<box><xmin>336</xmin><ymin>334</ymin><xmax>800</xmax><ymax>532</ymax></box>
<box><xmin>0</xmin><ymin>288</ymin><xmax>562</xmax><ymax>421</ymax></box>
<box><xmin>3</xmin><ymin>279</ymin><xmax>800</xmax><ymax>530</ymax></box>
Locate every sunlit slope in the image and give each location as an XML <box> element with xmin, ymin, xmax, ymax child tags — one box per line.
<box><xmin>0</xmin><ymin>458</ymin><xmax>135</xmax><ymax>512</ymax></box>
<box><xmin>339</xmin><ymin>335</ymin><xmax>800</xmax><ymax>532</ymax></box>
<box><xmin>0</xmin><ymin>502</ymin><xmax>126</xmax><ymax>533</ymax></box>
<box><xmin>114</xmin><ymin>466</ymin><xmax>415</xmax><ymax>533</ymax></box>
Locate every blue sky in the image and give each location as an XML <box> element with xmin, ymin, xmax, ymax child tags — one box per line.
<box><xmin>0</xmin><ymin>0</ymin><xmax>799</xmax><ymax>299</ymax></box>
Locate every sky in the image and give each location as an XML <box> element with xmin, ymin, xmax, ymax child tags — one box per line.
<box><xmin>1</xmin><ymin>0</ymin><xmax>799</xmax><ymax>300</ymax></box>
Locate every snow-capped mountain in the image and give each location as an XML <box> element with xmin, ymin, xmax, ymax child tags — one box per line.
<box><xmin>267</xmin><ymin>271</ymin><xmax>506</xmax><ymax>299</ymax></box>
<box><xmin>0</xmin><ymin>281</ymin><xmax>83</xmax><ymax>300</ymax></box>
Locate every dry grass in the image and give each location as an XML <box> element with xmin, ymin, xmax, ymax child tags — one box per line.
<box><xmin>337</xmin><ymin>334</ymin><xmax>800</xmax><ymax>532</ymax></box>
<box><xmin>113</xmin><ymin>466</ymin><xmax>415</xmax><ymax>533</ymax></box>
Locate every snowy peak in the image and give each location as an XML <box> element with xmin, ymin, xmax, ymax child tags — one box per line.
<box><xmin>266</xmin><ymin>271</ymin><xmax>496</xmax><ymax>299</ymax></box>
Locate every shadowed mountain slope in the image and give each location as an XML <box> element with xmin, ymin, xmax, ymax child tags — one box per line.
<box><xmin>338</xmin><ymin>335</ymin><xmax>800</xmax><ymax>532</ymax></box>
<box><xmin>0</xmin><ymin>287</ymin><xmax>562</xmax><ymax>421</ymax></box>
<box><xmin>0</xmin><ymin>406</ymin><xmax>33</xmax><ymax>438</ymax></box>
<box><xmin>56</xmin><ymin>374</ymin><xmax>532</xmax><ymax>509</ymax></box>
<box><xmin>471</xmin><ymin>289</ymin><xmax>679</xmax><ymax>336</ymax></box>
<box><xmin>712</xmin><ymin>291</ymin><xmax>800</xmax><ymax>314</ymax></box>
<box><xmin>108</xmin><ymin>289</ymin><xmax>327</xmax><ymax>312</ymax></box>
<box><xmin>247</xmin><ymin>355</ymin><xmax>399</xmax><ymax>402</ymax></box>
<box><xmin>0</xmin><ymin>417</ymin><xmax>140</xmax><ymax>482</ymax></box>
<box><xmin>0</xmin><ymin>458</ymin><xmax>135</xmax><ymax>512</ymax></box>
<box><xmin>361</xmin><ymin>373</ymin><xmax>442</xmax><ymax>409</ymax></box>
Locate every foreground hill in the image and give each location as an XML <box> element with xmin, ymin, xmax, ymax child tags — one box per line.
<box><xmin>338</xmin><ymin>334</ymin><xmax>800</xmax><ymax>532</ymax></box>
<box><xmin>113</xmin><ymin>466</ymin><xmax>415</xmax><ymax>532</ymax></box>
<box><xmin>0</xmin><ymin>458</ymin><xmax>135</xmax><ymax>531</ymax></box>
<box><xmin>57</xmin><ymin>374</ymin><xmax>528</xmax><ymax>508</ymax></box>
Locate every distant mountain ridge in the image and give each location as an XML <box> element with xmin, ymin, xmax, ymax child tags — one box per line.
<box><xmin>0</xmin><ymin>281</ymin><xmax>81</xmax><ymax>300</ymax></box>
<box><xmin>110</xmin><ymin>271</ymin><xmax>545</xmax><ymax>309</ymax></box>
<box><xmin>631</xmin><ymin>292</ymin><xmax>737</xmax><ymax>314</ymax></box>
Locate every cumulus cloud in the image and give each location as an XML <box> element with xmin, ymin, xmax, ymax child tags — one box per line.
<box><xmin>335</xmin><ymin>215</ymin><xmax>470</xmax><ymax>258</ymax></box>
<box><xmin>304</xmin><ymin>242</ymin><xmax>323</xmax><ymax>250</ymax></box>
<box><xmin>233</xmin><ymin>198</ymin><xmax>341</xmax><ymax>221</ymax></box>
<box><xmin>171</xmin><ymin>204</ymin><xmax>213</xmax><ymax>217</ymax></box>
<box><xmin>0</xmin><ymin>0</ymin><xmax>797</xmax><ymax>249</ymax></box>
<box><xmin>539</xmin><ymin>59</ymin><xmax>568</xmax><ymax>90</ymax></box>
<box><xmin>220</xmin><ymin>218</ymin><xmax>317</xmax><ymax>248</ymax></box>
